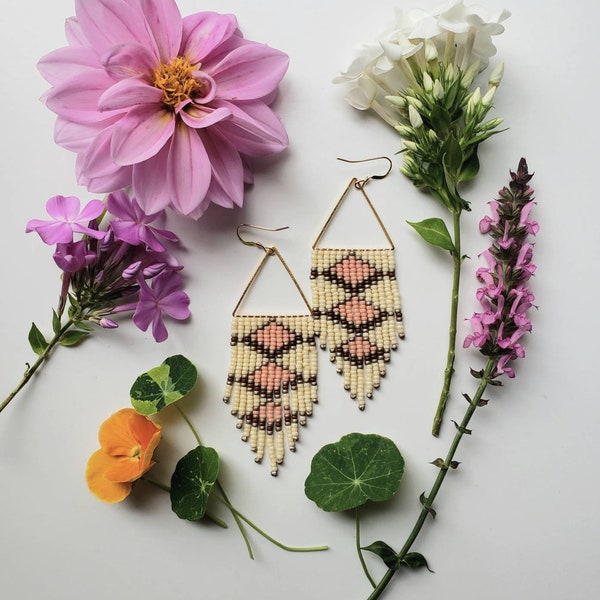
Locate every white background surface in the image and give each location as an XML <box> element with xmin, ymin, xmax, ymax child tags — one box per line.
<box><xmin>1</xmin><ymin>1</ymin><xmax>598</xmax><ymax>599</ymax></box>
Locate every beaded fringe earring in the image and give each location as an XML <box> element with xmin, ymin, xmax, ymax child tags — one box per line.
<box><xmin>223</xmin><ymin>226</ymin><xmax>317</xmax><ymax>476</ymax></box>
<box><xmin>311</xmin><ymin>160</ymin><xmax>404</xmax><ymax>409</ymax></box>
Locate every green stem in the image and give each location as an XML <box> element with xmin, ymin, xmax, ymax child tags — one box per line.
<box><xmin>176</xmin><ymin>404</ymin><xmax>254</xmax><ymax>559</ymax></box>
<box><xmin>0</xmin><ymin>318</ymin><xmax>75</xmax><ymax>414</ymax></box>
<box><xmin>356</xmin><ymin>507</ymin><xmax>376</xmax><ymax>588</ymax></box>
<box><xmin>214</xmin><ymin>493</ymin><xmax>329</xmax><ymax>554</ymax></box>
<box><xmin>140</xmin><ymin>476</ymin><xmax>228</xmax><ymax>529</ymax></box>
<box><xmin>432</xmin><ymin>210</ymin><xmax>462</xmax><ymax>436</ymax></box>
<box><xmin>368</xmin><ymin>359</ymin><xmax>495</xmax><ymax>600</ymax></box>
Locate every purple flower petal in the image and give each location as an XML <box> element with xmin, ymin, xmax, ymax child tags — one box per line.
<box><xmin>212</xmin><ymin>99</ymin><xmax>288</xmax><ymax>155</ymax></box>
<box><xmin>179</xmin><ymin>105</ymin><xmax>231</xmax><ymax>129</ymax></box>
<box><xmin>140</xmin><ymin>0</ymin><xmax>183</xmax><ymax>62</ymax></box>
<box><xmin>55</xmin><ymin>116</ymin><xmax>120</xmax><ymax>153</ymax></box>
<box><xmin>167</xmin><ymin>122</ymin><xmax>211</xmax><ymax>216</ymax></box>
<box><xmin>111</xmin><ymin>104</ymin><xmax>175</xmax><ymax>165</ymax></box>
<box><xmin>75</xmin><ymin>0</ymin><xmax>157</xmax><ymax>56</ymax></box>
<box><xmin>98</xmin><ymin>77</ymin><xmax>164</xmax><ymax>112</ymax></box>
<box><xmin>181</xmin><ymin>12</ymin><xmax>238</xmax><ymax>63</ymax></box>
<box><xmin>38</xmin><ymin>45</ymin><xmax>101</xmax><ymax>85</ymax></box>
<box><xmin>132</xmin><ymin>143</ymin><xmax>171</xmax><ymax>213</ymax></box>
<box><xmin>210</xmin><ymin>41</ymin><xmax>289</xmax><ymax>101</ymax></box>
<box><xmin>101</xmin><ymin>43</ymin><xmax>159</xmax><ymax>80</ymax></box>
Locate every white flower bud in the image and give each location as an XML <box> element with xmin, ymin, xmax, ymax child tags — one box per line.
<box><xmin>422</xmin><ymin>72</ymin><xmax>433</xmax><ymax>92</ymax></box>
<box><xmin>445</xmin><ymin>63</ymin><xmax>455</xmax><ymax>81</ymax></box>
<box><xmin>489</xmin><ymin>62</ymin><xmax>504</xmax><ymax>87</ymax></box>
<box><xmin>408</xmin><ymin>105</ymin><xmax>423</xmax><ymax>129</ymax></box>
<box><xmin>406</xmin><ymin>96</ymin><xmax>425</xmax><ymax>111</ymax></box>
<box><xmin>467</xmin><ymin>87</ymin><xmax>482</xmax><ymax>113</ymax></box>
<box><xmin>403</xmin><ymin>139</ymin><xmax>419</xmax><ymax>152</ymax></box>
<box><xmin>481</xmin><ymin>86</ymin><xmax>496</xmax><ymax>106</ymax></box>
<box><xmin>395</xmin><ymin>124</ymin><xmax>413</xmax><ymax>136</ymax></box>
<box><xmin>385</xmin><ymin>95</ymin><xmax>406</xmax><ymax>108</ymax></box>
<box><xmin>433</xmin><ymin>79</ymin><xmax>444</xmax><ymax>100</ymax></box>
<box><xmin>461</xmin><ymin>61</ymin><xmax>480</xmax><ymax>89</ymax></box>
<box><xmin>428</xmin><ymin>129</ymin><xmax>439</xmax><ymax>142</ymax></box>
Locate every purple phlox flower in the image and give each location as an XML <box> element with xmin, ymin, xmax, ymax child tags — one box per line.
<box><xmin>53</xmin><ymin>240</ymin><xmax>97</xmax><ymax>274</ymax></box>
<box><xmin>26</xmin><ymin>195</ymin><xmax>106</xmax><ymax>244</ymax></box>
<box><xmin>142</xmin><ymin>262</ymin><xmax>167</xmax><ymax>278</ymax></box>
<box><xmin>133</xmin><ymin>270</ymin><xmax>191</xmax><ymax>342</ymax></box>
<box><xmin>99</xmin><ymin>317</ymin><xmax>119</xmax><ymax>329</ymax></box>
<box><xmin>122</xmin><ymin>260</ymin><xmax>143</xmax><ymax>279</ymax></box>
<box><xmin>107</xmin><ymin>190</ymin><xmax>178</xmax><ymax>252</ymax></box>
<box><xmin>38</xmin><ymin>0</ymin><xmax>289</xmax><ymax>219</ymax></box>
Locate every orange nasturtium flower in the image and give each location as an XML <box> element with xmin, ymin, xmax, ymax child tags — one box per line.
<box><xmin>86</xmin><ymin>408</ymin><xmax>161</xmax><ymax>503</ymax></box>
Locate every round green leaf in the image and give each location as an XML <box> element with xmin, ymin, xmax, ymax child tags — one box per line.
<box><xmin>304</xmin><ymin>433</ymin><xmax>405</xmax><ymax>512</ymax></box>
<box><xmin>170</xmin><ymin>446</ymin><xmax>219</xmax><ymax>521</ymax></box>
<box><xmin>130</xmin><ymin>355</ymin><xmax>197</xmax><ymax>415</ymax></box>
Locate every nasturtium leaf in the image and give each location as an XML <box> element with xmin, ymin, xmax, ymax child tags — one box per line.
<box><xmin>407</xmin><ymin>218</ymin><xmax>455</xmax><ymax>253</ymax></box>
<box><xmin>28</xmin><ymin>322</ymin><xmax>48</xmax><ymax>356</ymax></box>
<box><xmin>362</xmin><ymin>541</ymin><xmax>400</xmax><ymax>570</ymax></box>
<box><xmin>59</xmin><ymin>329</ymin><xmax>89</xmax><ymax>347</ymax></box>
<box><xmin>130</xmin><ymin>355</ymin><xmax>197</xmax><ymax>415</ymax></box>
<box><xmin>304</xmin><ymin>433</ymin><xmax>405</xmax><ymax>512</ymax></box>
<box><xmin>170</xmin><ymin>446</ymin><xmax>219</xmax><ymax>521</ymax></box>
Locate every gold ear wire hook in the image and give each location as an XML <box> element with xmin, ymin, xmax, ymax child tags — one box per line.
<box><xmin>236</xmin><ymin>224</ymin><xmax>290</xmax><ymax>254</ymax></box>
<box><xmin>337</xmin><ymin>156</ymin><xmax>393</xmax><ymax>187</ymax></box>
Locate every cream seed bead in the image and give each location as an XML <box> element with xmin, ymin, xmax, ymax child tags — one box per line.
<box><xmin>249</xmin><ymin>424</ymin><xmax>259</xmax><ymax>453</ymax></box>
<box><xmin>276</xmin><ymin>430</ymin><xmax>285</xmax><ymax>459</ymax></box>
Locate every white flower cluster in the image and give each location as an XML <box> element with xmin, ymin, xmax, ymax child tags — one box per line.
<box><xmin>335</xmin><ymin>1</ymin><xmax>510</xmax><ymax>126</ymax></box>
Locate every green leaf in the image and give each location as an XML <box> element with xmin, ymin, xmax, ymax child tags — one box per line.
<box><xmin>429</xmin><ymin>105</ymin><xmax>452</xmax><ymax>131</ymax></box>
<box><xmin>362</xmin><ymin>541</ymin><xmax>400</xmax><ymax>570</ymax></box>
<box><xmin>170</xmin><ymin>446</ymin><xmax>219</xmax><ymax>521</ymax></box>
<box><xmin>130</xmin><ymin>355</ymin><xmax>198</xmax><ymax>415</ymax></box>
<box><xmin>442</xmin><ymin>134</ymin><xmax>464</xmax><ymax>179</ymax></box>
<box><xmin>28</xmin><ymin>322</ymin><xmax>48</xmax><ymax>356</ymax></box>
<box><xmin>52</xmin><ymin>310</ymin><xmax>61</xmax><ymax>335</ymax></box>
<box><xmin>304</xmin><ymin>433</ymin><xmax>405</xmax><ymax>512</ymax></box>
<box><xmin>59</xmin><ymin>330</ymin><xmax>90</xmax><ymax>347</ymax></box>
<box><xmin>459</xmin><ymin>149</ymin><xmax>480</xmax><ymax>182</ymax></box>
<box><xmin>401</xmin><ymin>552</ymin><xmax>434</xmax><ymax>573</ymax></box>
<box><xmin>407</xmin><ymin>218</ymin><xmax>455</xmax><ymax>253</ymax></box>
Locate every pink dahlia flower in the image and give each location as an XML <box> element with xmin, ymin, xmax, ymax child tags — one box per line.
<box><xmin>38</xmin><ymin>0</ymin><xmax>289</xmax><ymax>219</ymax></box>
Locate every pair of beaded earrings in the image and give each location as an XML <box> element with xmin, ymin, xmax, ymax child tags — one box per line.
<box><xmin>223</xmin><ymin>158</ymin><xmax>405</xmax><ymax>475</ymax></box>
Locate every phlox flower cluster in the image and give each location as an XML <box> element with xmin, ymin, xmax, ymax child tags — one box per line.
<box><xmin>26</xmin><ymin>191</ymin><xmax>190</xmax><ymax>342</ymax></box>
<box><xmin>38</xmin><ymin>0</ymin><xmax>289</xmax><ymax>219</ymax></box>
<box><xmin>336</xmin><ymin>1</ymin><xmax>509</xmax><ymax>208</ymax></box>
<box><xmin>464</xmin><ymin>158</ymin><xmax>538</xmax><ymax>378</ymax></box>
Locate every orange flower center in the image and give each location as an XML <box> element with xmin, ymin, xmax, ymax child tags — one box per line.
<box><xmin>152</xmin><ymin>57</ymin><xmax>204</xmax><ymax>110</ymax></box>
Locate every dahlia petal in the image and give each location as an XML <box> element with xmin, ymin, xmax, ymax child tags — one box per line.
<box><xmin>37</xmin><ymin>46</ymin><xmax>101</xmax><ymax>86</ymax></box>
<box><xmin>101</xmin><ymin>43</ymin><xmax>159</xmax><ymax>79</ymax></box>
<box><xmin>140</xmin><ymin>0</ymin><xmax>183</xmax><ymax>62</ymax></box>
<box><xmin>184</xmin><ymin>197</ymin><xmax>212</xmax><ymax>220</ymax></box>
<box><xmin>212</xmin><ymin>100</ymin><xmax>288</xmax><ymax>156</ymax></box>
<box><xmin>132</xmin><ymin>143</ymin><xmax>171</xmax><ymax>213</ymax></box>
<box><xmin>178</xmin><ymin>105</ymin><xmax>231</xmax><ymax>129</ymax></box>
<box><xmin>65</xmin><ymin>16</ymin><xmax>87</xmax><ymax>46</ymax></box>
<box><xmin>167</xmin><ymin>122</ymin><xmax>211</xmax><ymax>216</ymax></box>
<box><xmin>82</xmin><ymin>127</ymin><xmax>120</xmax><ymax>178</ymax></box>
<box><xmin>79</xmin><ymin>155</ymin><xmax>132</xmax><ymax>193</ymax></box>
<box><xmin>201</xmin><ymin>129</ymin><xmax>244</xmax><ymax>208</ymax></box>
<box><xmin>98</xmin><ymin>77</ymin><xmax>164</xmax><ymax>112</ymax></box>
<box><xmin>75</xmin><ymin>0</ymin><xmax>157</xmax><ymax>56</ymax></box>
<box><xmin>55</xmin><ymin>116</ymin><xmax>120</xmax><ymax>153</ymax></box>
<box><xmin>181</xmin><ymin>12</ymin><xmax>238</xmax><ymax>63</ymax></box>
<box><xmin>111</xmin><ymin>104</ymin><xmax>175</xmax><ymax>165</ymax></box>
<box><xmin>210</xmin><ymin>42</ymin><xmax>289</xmax><ymax>101</ymax></box>
<box><xmin>45</xmin><ymin>71</ymin><xmax>122</xmax><ymax>124</ymax></box>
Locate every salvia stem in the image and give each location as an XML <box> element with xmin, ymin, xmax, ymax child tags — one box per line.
<box><xmin>0</xmin><ymin>318</ymin><xmax>75</xmax><ymax>414</ymax></box>
<box><xmin>367</xmin><ymin>358</ymin><xmax>496</xmax><ymax>600</ymax></box>
<box><xmin>432</xmin><ymin>210</ymin><xmax>462</xmax><ymax>436</ymax></box>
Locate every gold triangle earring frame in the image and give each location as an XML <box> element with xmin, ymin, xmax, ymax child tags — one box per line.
<box><xmin>223</xmin><ymin>225</ymin><xmax>318</xmax><ymax>476</ymax></box>
<box><xmin>310</xmin><ymin>157</ymin><xmax>405</xmax><ymax>409</ymax></box>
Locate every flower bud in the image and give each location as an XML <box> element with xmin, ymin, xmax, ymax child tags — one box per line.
<box><xmin>403</xmin><ymin>139</ymin><xmax>419</xmax><ymax>152</ymax></box>
<box><xmin>143</xmin><ymin>262</ymin><xmax>167</xmax><ymax>278</ymax></box>
<box><xmin>386</xmin><ymin>95</ymin><xmax>406</xmax><ymax>107</ymax></box>
<box><xmin>99</xmin><ymin>318</ymin><xmax>119</xmax><ymax>329</ymax></box>
<box><xmin>424</xmin><ymin>39</ymin><xmax>438</xmax><ymax>62</ymax></box>
<box><xmin>433</xmin><ymin>79</ymin><xmax>444</xmax><ymax>100</ymax></box>
<box><xmin>461</xmin><ymin>61</ymin><xmax>480</xmax><ymax>89</ymax></box>
<box><xmin>422</xmin><ymin>72</ymin><xmax>433</xmax><ymax>92</ymax></box>
<box><xmin>466</xmin><ymin>87</ymin><xmax>482</xmax><ymax>115</ymax></box>
<box><xmin>481</xmin><ymin>86</ymin><xmax>496</xmax><ymax>107</ymax></box>
<box><xmin>394</xmin><ymin>124</ymin><xmax>413</xmax><ymax>136</ymax></box>
<box><xmin>408</xmin><ymin>105</ymin><xmax>423</xmax><ymax>129</ymax></box>
<box><xmin>122</xmin><ymin>260</ymin><xmax>142</xmax><ymax>279</ymax></box>
<box><xmin>428</xmin><ymin>129</ymin><xmax>439</xmax><ymax>142</ymax></box>
<box><xmin>489</xmin><ymin>62</ymin><xmax>504</xmax><ymax>87</ymax></box>
<box><xmin>406</xmin><ymin>96</ymin><xmax>425</xmax><ymax>111</ymax></box>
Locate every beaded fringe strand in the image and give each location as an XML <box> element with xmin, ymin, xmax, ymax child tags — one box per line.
<box><xmin>223</xmin><ymin>315</ymin><xmax>318</xmax><ymax>475</ymax></box>
<box><xmin>311</xmin><ymin>248</ymin><xmax>404</xmax><ymax>408</ymax></box>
